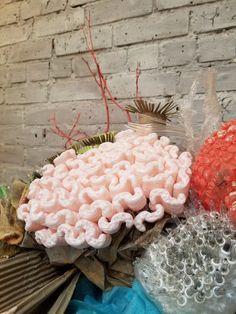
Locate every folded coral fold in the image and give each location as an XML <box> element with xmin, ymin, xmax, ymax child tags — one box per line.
<box><xmin>17</xmin><ymin>130</ymin><xmax>192</xmax><ymax>249</ymax></box>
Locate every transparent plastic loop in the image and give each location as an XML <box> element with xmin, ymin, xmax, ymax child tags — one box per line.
<box><xmin>135</xmin><ymin>211</ymin><xmax>236</xmax><ymax>314</ymax></box>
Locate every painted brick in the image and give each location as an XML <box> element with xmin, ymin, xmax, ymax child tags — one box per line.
<box><xmin>0</xmin><ymin>89</ymin><xmax>3</xmax><ymax>104</ymax></box>
<box><xmin>221</xmin><ymin>95</ymin><xmax>236</xmax><ymax>121</ymax></box>
<box><xmin>41</xmin><ymin>0</ymin><xmax>67</xmax><ymax>14</ymax></box>
<box><xmin>73</xmin><ymin>50</ymin><xmax>127</xmax><ymax>77</ymax></box>
<box><xmin>6</xmin><ymin>83</ymin><xmax>48</xmax><ymax>104</ymax></box>
<box><xmin>199</xmin><ymin>34</ymin><xmax>235</xmax><ymax>62</ymax></box>
<box><xmin>157</xmin><ymin>0</ymin><xmax>218</xmax><ymax>10</ymax></box>
<box><xmin>96</xmin><ymin>50</ymin><xmax>127</xmax><ymax>74</ymax></box>
<box><xmin>28</xmin><ymin>62</ymin><xmax>49</xmax><ymax>81</ymax></box>
<box><xmin>179</xmin><ymin>66</ymin><xmax>236</xmax><ymax>94</ymax></box>
<box><xmin>69</xmin><ymin>0</ymin><xmax>97</xmax><ymax>6</ymax></box>
<box><xmin>55</xmin><ymin>25</ymin><xmax>112</xmax><ymax>56</ymax></box>
<box><xmin>0</xmin><ymin>106</ymin><xmax>24</xmax><ymax>125</ymax></box>
<box><xmin>139</xmin><ymin>72</ymin><xmax>178</xmax><ymax>97</ymax></box>
<box><xmin>0</xmin><ymin>22</ymin><xmax>32</xmax><ymax>47</ymax></box>
<box><xmin>114</xmin><ymin>11</ymin><xmax>189</xmax><ymax>46</ymax></box>
<box><xmin>21</xmin><ymin>0</ymin><xmax>41</xmax><ymax>20</ymax></box>
<box><xmin>0</xmin><ymin>145</ymin><xmax>24</xmax><ymax>165</ymax></box>
<box><xmin>72</xmin><ymin>54</ymin><xmax>95</xmax><ymax>77</ymax></box>
<box><xmin>25</xmin><ymin>101</ymin><xmax>128</xmax><ymax>126</ymax></box>
<box><xmin>160</xmin><ymin>39</ymin><xmax>195</xmax><ymax>67</ymax></box>
<box><xmin>19</xmin><ymin>126</ymin><xmax>48</xmax><ymax>147</ymax></box>
<box><xmin>0</xmin><ymin>48</ymin><xmax>7</xmax><ymax>65</ymax></box>
<box><xmin>34</xmin><ymin>7</ymin><xmax>84</xmax><ymax>37</ymax></box>
<box><xmin>8</xmin><ymin>38</ymin><xmax>52</xmax><ymax>62</ymax></box>
<box><xmin>25</xmin><ymin>104</ymin><xmax>76</xmax><ymax>125</ymax></box>
<box><xmin>127</xmin><ymin>44</ymin><xmax>158</xmax><ymax>71</ymax></box>
<box><xmin>24</xmin><ymin>147</ymin><xmax>62</xmax><ymax>167</ymax></box>
<box><xmin>179</xmin><ymin>70</ymin><xmax>207</xmax><ymax>94</ymax></box>
<box><xmin>0</xmin><ymin>3</ymin><xmax>19</xmax><ymax>26</ymax></box>
<box><xmin>192</xmin><ymin>1</ymin><xmax>236</xmax><ymax>33</ymax></box>
<box><xmin>0</xmin><ymin>126</ymin><xmax>24</xmax><ymax>145</ymax></box>
<box><xmin>89</xmin><ymin>0</ymin><xmax>153</xmax><ymax>25</ymax></box>
<box><xmin>99</xmin><ymin>74</ymin><xmax>135</xmax><ymax>99</ymax></box>
<box><xmin>106</xmin><ymin>72</ymin><xmax>178</xmax><ymax>98</ymax></box>
<box><xmin>78</xmin><ymin>123</ymin><xmax>125</xmax><ymax>135</ymax></box>
<box><xmin>216</xmin><ymin>65</ymin><xmax>236</xmax><ymax>92</ymax></box>
<box><xmin>0</xmin><ymin>166</ymin><xmax>32</xmax><ymax>185</ymax></box>
<box><xmin>0</xmin><ymin>67</ymin><xmax>7</xmax><ymax>86</ymax></box>
<box><xmin>8</xmin><ymin>64</ymin><xmax>26</xmax><ymax>83</ymax></box>
<box><xmin>51</xmin><ymin>59</ymin><xmax>72</xmax><ymax>78</ymax></box>
<box><xmin>50</xmin><ymin>79</ymin><xmax>101</xmax><ymax>101</ymax></box>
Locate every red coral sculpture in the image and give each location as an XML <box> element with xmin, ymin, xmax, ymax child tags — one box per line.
<box><xmin>191</xmin><ymin>119</ymin><xmax>236</xmax><ymax>223</ymax></box>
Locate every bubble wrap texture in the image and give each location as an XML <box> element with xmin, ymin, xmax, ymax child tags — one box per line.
<box><xmin>135</xmin><ymin>211</ymin><xmax>236</xmax><ymax>314</ymax></box>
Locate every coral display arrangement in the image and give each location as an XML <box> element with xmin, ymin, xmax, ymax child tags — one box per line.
<box><xmin>17</xmin><ymin>130</ymin><xmax>191</xmax><ymax>249</ymax></box>
<box><xmin>0</xmin><ymin>14</ymin><xmax>235</xmax><ymax>314</ymax></box>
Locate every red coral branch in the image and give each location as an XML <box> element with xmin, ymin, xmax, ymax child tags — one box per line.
<box><xmin>82</xmin><ymin>13</ymin><xmax>131</xmax><ymax>131</ymax></box>
<box><xmin>136</xmin><ymin>63</ymin><xmax>141</xmax><ymax>100</ymax></box>
<box><xmin>49</xmin><ymin>113</ymin><xmax>87</xmax><ymax>148</ymax></box>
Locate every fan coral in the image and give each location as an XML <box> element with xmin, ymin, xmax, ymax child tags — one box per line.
<box><xmin>17</xmin><ymin>130</ymin><xmax>192</xmax><ymax>249</ymax></box>
<box><xmin>191</xmin><ymin>119</ymin><xmax>236</xmax><ymax>223</ymax></box>
<box><xmin>135</xmin><ymin>211</ymin><xmax>236</xmax><ymax>314</ymax></box>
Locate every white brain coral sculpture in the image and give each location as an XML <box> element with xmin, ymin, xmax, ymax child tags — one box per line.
<box><xmin>17</xmin><ymin>130</ymin><xmax>192</xmax><ymax>249</ymax></box>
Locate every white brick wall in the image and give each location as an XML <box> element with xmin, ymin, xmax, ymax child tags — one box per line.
<box><xmin>0</xmin><ymin>0</ymin><xmax>235</xmax><ymax>183</ymax></box>
<box><xmin>0</xmin><ymin>3</ymin><xmax>19</xmax><ymax>26</ymax></box>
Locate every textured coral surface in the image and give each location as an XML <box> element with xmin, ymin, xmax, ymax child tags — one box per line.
<box><xmin>17</xmin><ymin>130</ymin><xmax>192</xmax><ymax>249</ymax></box>
<box><xmin>191</xmin><ymin>119</ymin><xmax>236</xmax><ymax>223</ymax></box>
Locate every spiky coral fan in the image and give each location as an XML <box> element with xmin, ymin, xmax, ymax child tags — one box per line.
<box><xmin>191</xmin><ymin>119</ymin><xmax>236</xmax><ymax>223</ymax></box>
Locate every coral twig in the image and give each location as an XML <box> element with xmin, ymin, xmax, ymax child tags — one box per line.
<box><xmin>82</xmin><ymin>13</ymin><xmax>131</xmax><ymax>130</ymax></box>
<box><xmin>49</xmin><ymin>113</ymin><xmax>87</xmax><ymax>148</ymax></box>
<box><xmin>136</xmin><ymin>63</ymin><xmax>141</xmax><ymax>100</ymax></box>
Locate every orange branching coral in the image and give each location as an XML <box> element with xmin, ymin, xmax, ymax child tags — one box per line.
<box><xmin>49</xmin><ymin>113</ymin><xmax>87</xmax><ymax>149</ymax></box>
<box><xmin>191</xmin><ymin>119</ymin><xmax>236</xmax><ymax>223</ymax></box>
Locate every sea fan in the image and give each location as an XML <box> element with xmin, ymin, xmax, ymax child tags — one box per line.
<box><xmin>126</xmin><ymin>99</ymin><xmax>179</xmax><ymax>122</ymax></box>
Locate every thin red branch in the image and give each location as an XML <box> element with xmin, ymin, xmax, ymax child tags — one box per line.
<box><xmin>82</xmin><ymin>58</ymin><xmax>110</xmax><ymax>132</ymax></box>
<box><xmin>82</xmin><ymin>14</ymin><xmax>110</xmax><ymax>132</ymax></box>
<box><xmin>64</xmin><ymin>113</ymin><xmax>82</xmax><ymax>147</ymax></box>
<box><xmin>136</xmin><ymin>63</ymin><xmax>141</xmax><ymax>100</ymax></box>
<box><xmin>102</xmin><ymin>79</ymin><xmax>132</xmax><ymax>122</ymax></box>
<box><xmin>49</xmin><ymin>113</ymin><xmax>87</xmax><ymax>149</ymax></box>
<box><xmin>97</xmin><ymin>66</ymin><xmax>110</xmax><ymax>132</ymax></box>
<box><xmin>82</xmin><ymin>13</ymin><xmax>132</xmax><ymax>127</ymax></box>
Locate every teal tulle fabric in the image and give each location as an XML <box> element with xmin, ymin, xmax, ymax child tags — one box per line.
<box><xmin>66</xmin><ymin>276</ymin><xmax>163</xmax><ymax>314</ymax></box>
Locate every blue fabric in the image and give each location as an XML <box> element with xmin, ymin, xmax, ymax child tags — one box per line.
<box><xmin>66</xmin><ymin>276</ymin><xmax>163</xmax><ymax>314</ymax></box>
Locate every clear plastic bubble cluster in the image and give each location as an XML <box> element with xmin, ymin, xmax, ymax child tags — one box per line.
<box><xmin>135</xmin><ymin>211</ymin><xmax>236</xmax><ymax>314</ymax></box>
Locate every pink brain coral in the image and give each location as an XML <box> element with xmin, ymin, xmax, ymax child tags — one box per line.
<box><xmin>17</xmin><ymin>130</ymin><xmax>192</xmax><ymax>249</ymax></box>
